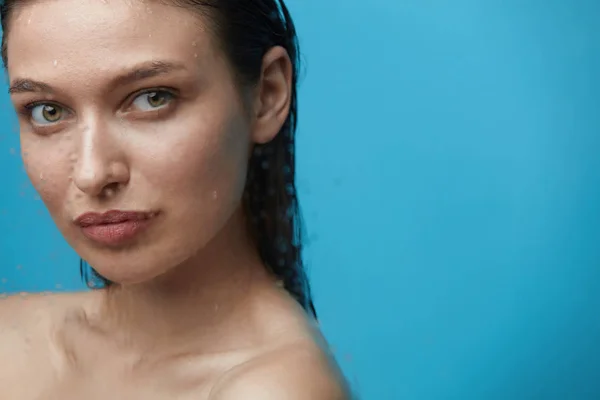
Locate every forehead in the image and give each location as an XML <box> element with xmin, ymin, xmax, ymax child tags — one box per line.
<box><xmin>6</xmin><ymin>0</ymin><xmax>216</xmax><ymax>79</ymax></box>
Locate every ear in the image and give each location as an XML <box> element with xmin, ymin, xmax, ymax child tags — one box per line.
<box><xmin>251</xmin><ymin>46</ymin><xmax>293</xmax><ymax>144</ymax></box>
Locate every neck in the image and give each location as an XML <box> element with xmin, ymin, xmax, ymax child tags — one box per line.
<box><xmin>93</xmin><ymin>209</ymin><xmax>275</xmax><ymax>354</ymax></box>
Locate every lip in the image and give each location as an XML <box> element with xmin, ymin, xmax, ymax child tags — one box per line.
<box><xmin>74</xmin><ymin>210</ymin><xmax>157</xmax><ymax>246</ymax></box>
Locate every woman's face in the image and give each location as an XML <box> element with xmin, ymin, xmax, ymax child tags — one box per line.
<box><xmin>6</xmin><ymin>0</ymin><xmax>262</xmax><ymax>284</ymax></box>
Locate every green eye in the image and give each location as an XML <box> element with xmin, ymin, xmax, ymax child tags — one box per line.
<box><xmin>132</xmin><ymin>90</ymin><xmax>174</xmax><ymax>111</ymax></box>
<box><xmin>29</xmin><ymin>104</ymin><xmax>64</xmax><ymax>124</ymax></box>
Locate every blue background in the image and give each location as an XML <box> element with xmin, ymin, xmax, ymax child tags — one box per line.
<box><xmin>1</xmin><ymin>0</ymin><xmax>599</xmax><ymax>398</ymax></box>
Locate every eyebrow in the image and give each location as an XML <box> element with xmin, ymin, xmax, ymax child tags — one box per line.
<box><xmin>8</xmin><ymin>60</ymin><xmax>187</xmax><ymax>95</ymax></box>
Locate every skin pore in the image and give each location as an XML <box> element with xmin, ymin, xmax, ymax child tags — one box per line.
<box><xmin>0</xmin><ymin>0</ymin><xmax>349</xmax><ymax>398</ymax></box>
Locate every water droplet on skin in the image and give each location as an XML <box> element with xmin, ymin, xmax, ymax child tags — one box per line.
<box><xmin>212</xmin><ymin>191</ymin><xmax>218</xmax><ymax>200</ymax></box>
<box><xmin>39</xmin><ymin>172</ymin><xmax>44</xmax><ymax>180</ymax></box>
<box><xmin>192</xmin><ymin>41</ymin><xmax>197</xmax><ymax>47</ymax></box>
<box><xmin>27</xmin><ymin>18</ymin><xmax>31</xmax><ymax>25</ymax></box>
<box><xmin>194</xmin><ymin>53</ymin><xmax>198</xmax><ymax>58</ymax></box>
<box><xmin>53</xmin><ymin>60</ymin><xmax>58</xmax><ymax>67</ymax></box>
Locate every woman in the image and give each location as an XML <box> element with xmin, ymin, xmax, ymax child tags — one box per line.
<box><xmin>0</xmin><ymin>0</ymin><xmax>350</xmax><ymax>398</ymax></box>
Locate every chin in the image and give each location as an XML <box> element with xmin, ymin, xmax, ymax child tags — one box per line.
<box><xmin>81</xmin><ymin>251</ymin><xmax>175</xmax><ymax>286</ymax></box>
<box><xmin>85</xmin><ymin>240</ymin><xmax>204</xmax><ymax>286</ymax></box>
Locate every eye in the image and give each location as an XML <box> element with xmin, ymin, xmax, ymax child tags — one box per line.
<box><xmin>131</xmin><ymin>90</ymin><xmax>174</xmax><ymax>112</ymax></box>
<box><xmin>28</xmin><ymin>103</ymin><xmax>65</xmax><ymax>125</ymax></box>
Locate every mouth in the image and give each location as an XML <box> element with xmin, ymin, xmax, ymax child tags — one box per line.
<box><xmin>74</xmin><ymin>210</ymin><xmax>158</xmax><ymax>246</ymax></box>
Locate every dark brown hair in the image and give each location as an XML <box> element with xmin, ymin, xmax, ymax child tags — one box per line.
<box><xmin>1</xmin><ymin>0</ymin><xmax>316</xmax><ymax>317</ymax></box>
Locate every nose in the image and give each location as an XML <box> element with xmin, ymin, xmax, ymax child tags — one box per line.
<box><xmin>72</xmin><ymin>121</ymin><xmax>130</xmax><ymax>197</ymax></box>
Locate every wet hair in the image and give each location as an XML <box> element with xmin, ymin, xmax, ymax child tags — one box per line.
<box><xmin>1</xmin><ymin>0</ymin><xmax>316</xmax><ymax>317</ymax></box>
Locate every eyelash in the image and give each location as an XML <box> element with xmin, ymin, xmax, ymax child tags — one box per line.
<box><xmin>19</xmin><ymin>87</ymin><xmax>179</xmax><ymax>124</ymax></box>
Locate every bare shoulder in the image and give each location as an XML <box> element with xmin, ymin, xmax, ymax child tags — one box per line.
<box><xmin>205</xmin><ymin>284</ymin><xmax>353</xmax><ymax>399</ymax></box>
<box><xmin>0</xmin><ymin>290</ymin><xmax>93</xmax><ymax>322</ymax></box>
<box><xmin>0</xmin><ymin>290</ymin><xmax>95</xmax><ymax>351</ymax></box>
<box><xmin>209</xmin><ymin>339</ymin><xmax>351</xmax><ymax>400</ymax></box>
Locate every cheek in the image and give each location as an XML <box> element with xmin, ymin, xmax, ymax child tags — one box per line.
<box><xmin>21</xmin><ymin>136</ymin><xmax>72</xmax><ymax>215</ymax></box>
<box><xmin>141</xmin><ymin>111</ymin><xmax>251</xmax><ymax>212</ymax></box>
